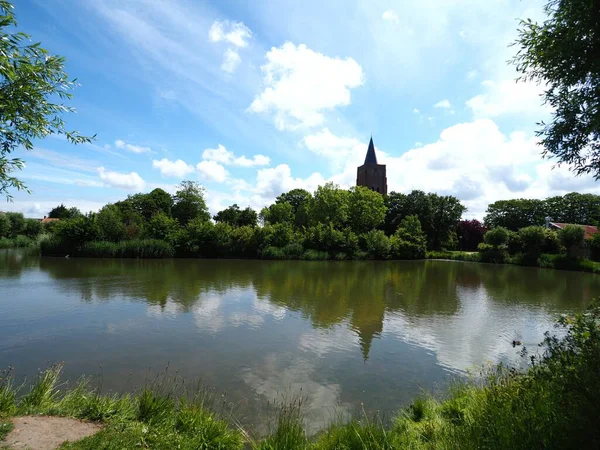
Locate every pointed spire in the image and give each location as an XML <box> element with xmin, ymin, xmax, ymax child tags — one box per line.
<box><xmin>364</xmin><ymin>136</ymin><xmax>378</xmax><ymax>164</ymax></box>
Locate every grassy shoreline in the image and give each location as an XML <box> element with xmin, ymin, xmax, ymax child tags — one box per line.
<box><xmin>427</xmin><ymin>250</ymin><xmax>600</xmax><ymax>274</ymax></box>
<box><xmin>1</xmin><ymin>305</ymin><xmax>599</xmax><ymax>449</ymax></box>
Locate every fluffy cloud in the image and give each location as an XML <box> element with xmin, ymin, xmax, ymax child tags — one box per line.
<box><xmin>152</xmin><ymin>158</ymin><xmax>195</xmax><ymax>178</ymax></box>
<box><xmin>209</xmin><ymin>20</ymin><xmax>252</xmax><ymax>48</ymax></box>
<box><xmin>249</xmin><ymin>43</ymin><xmax>364</xmax><ymax>130</ymax></box>
<box><xmin>434</xmin><ymin>99</ymin><xmax>451</xmax><ymax>109</ymax></box>
<box><xmin>254</xmin><ymin>164</ymin><xmax>325</xmax><ymax>199</ymax></box>
<box><xmin>196</xmin><ymin>160</ymin><xmax>229</xmax><ymax>183</ymax></box>
<box><xmin>202</xmin><ymin>144</ymin><xmax>270</xmax><ymax>167</ymax></box>
<box><xmin>97</xmin><ymin>167</ymin><xmax>145</xmax><ymax>190</ymax></box>
<box><xmin>209</xmin><ymin>20</ymin><xmax>252</xmax><ymax>74</ymax></box>
<box><xmin>381</xmin><ymin>10</ymin><xmax>399</xmax><ymax>23</ymax></box>
<box><xmin>467</xmin><ymin>79</ymin><xmax>549</xmax><ymax>118</ymax></box>
<box><xmin>114</xmin><ymin>139</ymin><xmax>153</xmax><ymax>154</ymax></box>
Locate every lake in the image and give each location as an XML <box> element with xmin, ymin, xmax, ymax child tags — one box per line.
<box><xmin>1</xmin><ymin>249</ymin><xmax>598</xmax><ymax>432</ymax></box>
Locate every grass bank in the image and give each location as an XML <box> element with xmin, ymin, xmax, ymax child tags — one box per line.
<box><xmin>0</xmin><ymin>235</ymin><xmax>39</xmax><ymax>250</ymax></box>
<box><xmin>1</xmin><ymin>305</ymin><xmax>599</xmax><ymax>449</ymax></box>
<box><xmin>427</xmin><ymin>250</ymin><xmax>600</xmax><ymax>274</ymax></box>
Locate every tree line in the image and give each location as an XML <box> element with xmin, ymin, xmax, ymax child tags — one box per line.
<box><xmin>37</xmin><ymin>181</ymin><xmax>466</xmax><ymax>260</ymax></box>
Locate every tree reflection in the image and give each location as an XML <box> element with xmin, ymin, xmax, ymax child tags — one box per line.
<box><xmin>32</xmin><ymin>257</ymin><xmax>600</xmax><ymax>360</ymax></box>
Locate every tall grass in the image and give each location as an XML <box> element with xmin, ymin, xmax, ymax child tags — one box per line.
<box><xmin>40</xmin><ymin>239</ymin><xmax>175</xmax><ymax>258</ymax></box>
<box><xmin>0</xmin><ymin>235</ymin><xmax>37</xmax><ymax>249</ymax></box>
<box><xmin>426</xmin><ymin>251</ymin><xmax>480</xmax><ymax>262</ymax></box>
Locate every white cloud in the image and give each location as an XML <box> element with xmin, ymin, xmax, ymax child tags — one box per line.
<box><xmin>97</xmin><ymin>167</ymin><xmax>145</xmax><ymax>191</ymax></box>
<box><xmin>114</xmin><ymin>139</ymin><xmax>153</xmax><ymax>154</ymax></box>
<box><xmin>208</xmin><ymin>20</ymin><xmax>252</xmax><ymax>48</ymax></box>
<box><xmin>467</xmin><ymin>78</ymin><xmax>548</xmax><ymax>119</ymax></box>
<box><xmin>202</xmin><ymin>144</ymin><xmax>270</xmax><ymax>167</ymax></box>
<box><xmin>467</xmin><ymin>69</ymin><xmax>478</xmax><ymax>80</ymax></box>
<box><xmin>221</xmin><ymin>48</ymin><xmax>241</xmax><ymax>73</ymax></box>
<box><xmin>249</xmin><ymin>43</ymin><xmax>364</xmax><ymax>130</ymax></box>
<box><xmin>254</xmin><ymin>164</ymin><xmax>326</xmax><ymax>200</ymax></box>
<box><xmin>152</xmin><ymin>158</ymin><xmax>195</xmax><ymax>178</ymax></box>
<box><xmin>413</xmin><ymin>108</ymin><xmax>420</xmax><ymax>114</ymax></box>
<box><xmin>434</xmin><ymin>99</ymin><xmax>451</xmax><ymax>109</ymax></box>
<box><xmin>209</xmin><ymin>20</ymin><xmax>252</xmax><ymax>74</ymax></box>
<box><xmin>196</xmin><ymin>160</ymin><xmax>229</xmax><ymax>183</ymax></box>
<box><xmin>382</xmin><ymin>10</ymin><xmax>399</xmax><ymax>23</ymax></box>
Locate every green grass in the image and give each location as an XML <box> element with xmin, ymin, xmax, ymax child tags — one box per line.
<box><xmin>426</xmin><ymin>251</ymin><xmax>480</xmax><ymax>262</ymax></box>
<box><xmin>0</xmin><ymin>235</ymin><xmax>38</xmax><ymax>249</ymax></box>
<box><xmin>1</xmin><ymin>305</ymin><xmax>599</xmax><ymax>449</ymax></box>
<box><xmin>41</xmin><ymin>239</ymin><xmax>175</xmax><ymax>259</ymax></box>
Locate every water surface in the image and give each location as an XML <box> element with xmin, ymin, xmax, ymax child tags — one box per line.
<box><xmin>1</xmin><ymin>250</ymin><xmax>597</xmax><ymax>430</ymax></box>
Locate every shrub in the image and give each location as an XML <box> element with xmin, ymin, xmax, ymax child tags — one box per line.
<box><xmin>260</xmin><ymin>246</ymin><xmax>285</xmax><ymax>260</ymax></box>
<box><xmin>301</xmin><ymin>249</ymin><xmax>329</xmax><ymax>260</ymax></box>
<box><xmin>54</xmin><ymin>216</ymin><xmax>99</xmax><ymax>249</ymax></box>
<box><xmin>229</xmin><ymin>226</ymin><xmax>260</xmax><ymax>257</ymax></box>
<box><xmin>116</xmin><ymin>240</ymin><xmax>174</xmax><ymax>258</ymax></box>
<box><xmin>0</xmin><ymin>214</ymin><xmax>10</xmax><ymax>238</ymax></box>
<box><xmin>360</xmin><ymin>229</ymin><xmax>390</xmax><ymax>259</ymax></box>
<box><xmin>23</xmin><ymin>219</ymin><xmax>42</xmax><ymax>238</ymax></box>
<box><xmin>559</xmin><ymin>225</ymin><xmax>585</xmax><ymax>258</ymax></box>
<box><xmin>518</xmin><ymin>226</ymin><xmax>546</xmax><ymax>261</ymax></box>
<box><xmin>303</xmin><ymin>223</ymin><xmax>345</xmax><ymax>254</ymax></box>
<box><xmin>147</xmin><ymin>212</ymin><xmax>180</xmax><ymax>242</ymax></box>
<box><xmin>80</xmin><ymin>241</ymin><xmax>118</xmax><ymax>258</ymax></box>
<box><xmin>542</xmin><ymin>229</ymin><xmax>563</xmax><ymax>254</ymax></box>
<box><xmin>96</xmin><ymin>205</ymin><xmax>127</xmax><ymax>242</ymax></box>
<box><xmin>389</xmin><ymin>215</ymin><xmax>427</xmax><ymax>259</ymax></box>
<box><xmin>507</xmin><ymin>231</ymin><xmax>522</xmax><ymax>255</ymax></box>
<box><xmin>478</xmin><ymin>243</ymin><xmax>507</xmax><ymax>263</ymax></box>
<box><xmin>483</xmin><ymin>227</ymin><xmax>509</xmax><ymax>247</ymax></box>
<box><xmin>4</xmin><ymin>212</ymin><xmax>25</xmax><ymax>237</ymax></box>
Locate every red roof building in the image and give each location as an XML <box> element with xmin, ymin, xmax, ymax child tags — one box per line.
<box><xmin>549</xmin><ymin>222</ymin><xmax>599</xmax><ymax>240</ymax></box>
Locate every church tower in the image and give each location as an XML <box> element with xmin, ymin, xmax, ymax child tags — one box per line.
<box><xmin>356</xmin><ymin>136</ymin><xmax>387</xmax><ymax>195</ymax></box>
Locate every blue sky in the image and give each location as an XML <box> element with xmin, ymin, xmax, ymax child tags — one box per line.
<box><xmin>5</xmin><ymin>0</ymin><xmax>599</xmax><ymax>218</ymax></box>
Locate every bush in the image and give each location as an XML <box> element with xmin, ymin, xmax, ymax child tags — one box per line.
<box><xmin>147</xmin><ymin>212</ymin><xmax>180</xmax><ymax>242</ymax></box>
<box><xmin>0</xmin><ymin>214</ymin><xmax>10</xmax><ymax>238</ymax></box>
<box><xmin>359</xmin><ymin>229</ymin><xmax>390</xmax><ymax>259</ymax></box>
<box><xmin>478</xmin><ymin>243</ymin><xmax>507</xmax><ymax>263</ymax></box>
<box><xmin>389</xmin><ymin>215</ymin><xmax>427</xmax><ymax>259</ymax></box>
<box><xmin>303</xmin><ymin>223</ymin><xmax>345</xmax><ymax>254</ymax></box>
<box><xmin>507</xmin><ymin>231</ymin><xmax>522</xmax><ymax>255</ymax></box>
<box><xmin>300</xmin><ymin>249</ymin><xmax>329</xmax><ymax>260</ymax></box>
<box><xmin>116</xmin><ymin>240</ymin><xmax>175</xmax><ymax>258</ymax></box>
<box><xmin>4</xmin><ymin>212</ymin><xmax>25</xmax><ymax>237</ymax></box>
<box><xmin>542</xmin><ymin>229</ymin><xmax>563</xmax><ymax>254</ymax></box>
<box><xmin>483</xmin><ymin>227</ymin><xmax>509</xmax><ymax>247</ymax></box>
<box><xmin>457</xmin><ymin>219</ymin><xmax>486</xmax><ymax>251</ymax></box>
<box><xmin>559</xmin><ymin>225</ymin><xmax>585</xmax><ymax>258</ymax></box>
<box><xmin>23</xmin><ymin>219</ymin><xmax>42</xmax><ymax>239</ymax></box>
<box><xmin>54</xmin><ymin>216</ymin><xmax>99</xmax><ymax>249</ymax></box>
<box><xmin>79</xmin><ymin>241</ymin><xmax>118</xmax><ymax>258</ymax></box>
<box><xmin>518</xmin><ymin>226</ymin><xmax>546</xmax><ymax>261</ymax></box>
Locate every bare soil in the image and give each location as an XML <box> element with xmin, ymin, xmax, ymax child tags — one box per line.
<box><xmin>2</xmin><ymin>416</ymin><xmax>102</xmax><ymax>450</ymax></box>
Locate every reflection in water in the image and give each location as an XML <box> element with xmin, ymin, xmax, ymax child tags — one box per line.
<box><xmin>1</xmin><ymin>252</ymin><xmax>598</xmax><ymax>430</ymax></box>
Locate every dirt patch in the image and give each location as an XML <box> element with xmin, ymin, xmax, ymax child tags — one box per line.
<box><xmin>2</xmin><ymin>416</ymin><xmax>102</xmax><ymax>450</ymax></box>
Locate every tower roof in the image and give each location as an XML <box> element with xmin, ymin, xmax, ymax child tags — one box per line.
<box><xmin>364</xmin><ymin>136</ymin><xmax>378</xmax><ymax>164</ymax></box>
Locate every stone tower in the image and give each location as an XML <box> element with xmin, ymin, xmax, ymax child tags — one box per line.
<box><xmin>356</xmin><ymin>136</ymin><xmax>387</xmax><ymax>195</ymax></box>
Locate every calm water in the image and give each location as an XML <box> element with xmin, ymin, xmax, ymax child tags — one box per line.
<box><xmin>1</xmin><ymin>249</ymin><xmax>598</xmax><ymax>431</ymax></box>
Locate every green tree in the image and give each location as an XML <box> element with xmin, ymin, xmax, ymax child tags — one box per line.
<box><xmin>261</xmin><ymin>202</ymin><xmax>294</xmax><ymax>225</ymax></box>
<box><xmin>0</xmin><ymin>1</ymin><xmax>93</xmax><ymax>199</ymax></box>
<box><xmin>347</xmin><ymin>186</ymin><xmax>386</xmax><ymax>234</ymax></box>
<box><xmin>512</xmin><ymin>0</ymin><xmax>600</xmax><ymax>178</ymax></box>
<box><xmin>518</xmin><ymin>226</ymin><xmax>546</xmax><ymax>260</ymax></box>
<box><xmin>4</xmin><ymin>211</ymin><xmax>24</xmax><ymax>237</ymax></box>
<box><xmin>276</xmin><ymin>188</ymin><xmax>313</xmax><ymax>228</ymax></box>
<box><xmin>48</xmin><ymin>204</ymin><xmax>82</xmax><ymax>220</ymax></box>
<box><xmin>53</xmin><ymin>214</ymin><xmax>99</xmax><ymax>249</ymax></box>
<box><xmin>214</xmin><ymin>204</ymin><xmax>242</xmax><ymax>226</ymax></box>
<box><xmin>428</xmin><ymin>194</ymin><xmax>466</xmax><ymax>250</ymax></box>
<box><xmin>360</xmin><ymin>229</ymin><xmax>390</xmax><ymax>259</ymax></box>
<box><xmin>172</xmin><ymin>181</ymin><xmax>210</xmax><ymax>225</ymax></box>
<box><xmin>237</xmin><ymin>207</ymin><xmax>258</xmax><ymax>227</ymax></box>
<box><xmin>389</xmin><ymin>215</ymin><xmax>427</xmax><ymax>259</ymax></box>
<box><xmin>483</xmin><ymin>227</ymin><xmax>510</xmax><ymax>247</ymax></box>
<box><xmin>0</xmin><ymin>213</ymin><xmax>10</xmax><ymax>237</ymax></box>
<box><xmin>147</xmin><ymin>212</ymin><xmax>180</xmax><ymax>242</ymax></box>
<box><xmin>310</xmin><ymin>182</ymin><xmax>349</xmax><ymax>229</ymax></box>
<box><xmin>96</xmin><ymin>204</ymin><xmax>126</xmax><ymax>242</ymax></box>
<box><xmin>484</xmin><ymin>199</ymin><xmax>547</xmax><ymax>230</ymax></box>
<box><xmin>559</xmin><ymin>224</ymin><xmax>585</xmax><ymax>259</ymax></box>
<box><xmin>23</xmin><ymin>218</ymin><xmax>42</xmax><ymax>238</ymax></box>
